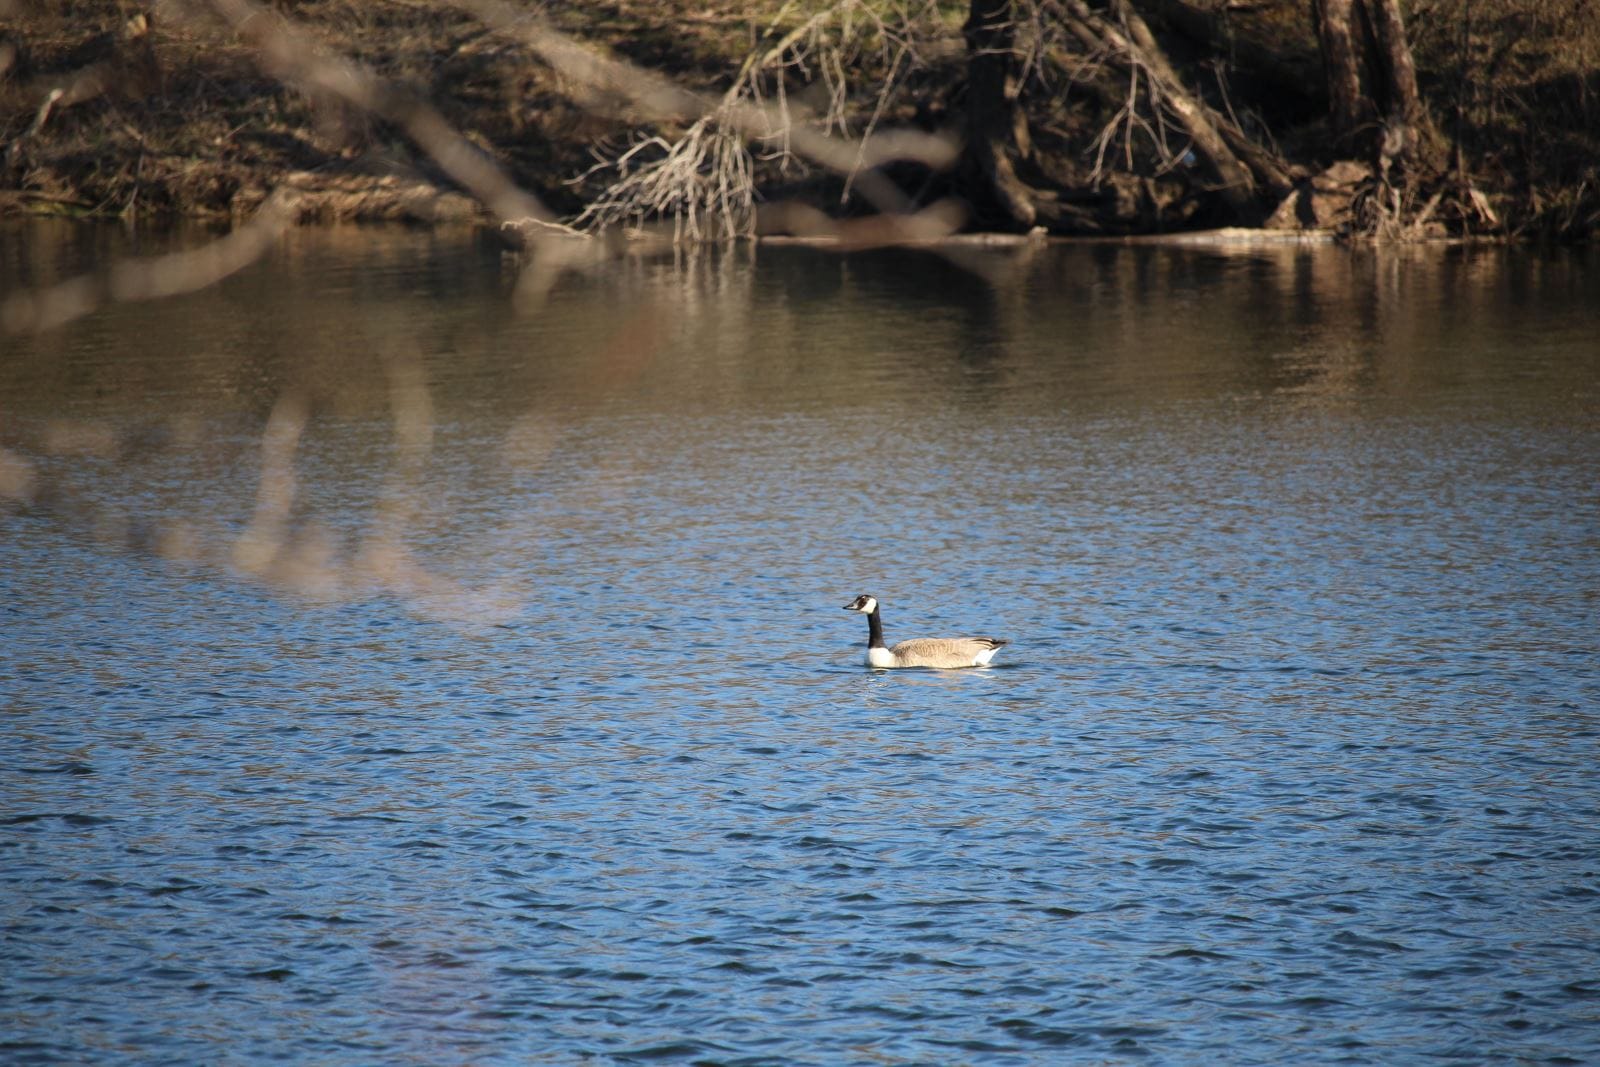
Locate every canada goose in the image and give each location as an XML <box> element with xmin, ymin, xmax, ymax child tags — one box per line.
<box><xmin>842</xmin><ymin>594</ymin><xmax>1008</xmax><ymax>669</ymax></box>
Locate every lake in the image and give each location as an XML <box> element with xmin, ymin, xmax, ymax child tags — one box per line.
<box><xmin>2</xmin><ymin>224</ymin><xmax>1597</xmax><ymax>1064</ymax></box>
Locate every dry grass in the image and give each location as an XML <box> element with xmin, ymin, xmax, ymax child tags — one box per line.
<box><xmin>1407</xmin><ymin>0</ymin><xmax>1600</xmax><ymax>235</ymax></box>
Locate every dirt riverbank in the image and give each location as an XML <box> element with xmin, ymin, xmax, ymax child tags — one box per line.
<box><xmin>2</xmin><ymin>1</ymin><xmax>1595</xmax><ymax>239</ymax></box>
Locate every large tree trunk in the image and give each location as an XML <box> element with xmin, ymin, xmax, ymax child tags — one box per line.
<box><xmin>1312</xmin><ymin>0</ymin><xmax>1369</xmax><ymax>150</ymax></box>
<box><xmin>1367</xmin><ymin>0</ymin><xmax>1423</xmax><ymax>169</ymax></box>
<box><xmin>1312</xmin><ymin>0</ymin><xmax>1426</xmax><ymax>166</ymax></box>
<box><xmin>1308</xmin><ymin>0</ymin><xmax>1443</xmax><ymax>235</ymax></box>
<box><xmin>964</xmin><ymin>0</ymin><xmax>1038</xmax><ymax>228</ymax></box>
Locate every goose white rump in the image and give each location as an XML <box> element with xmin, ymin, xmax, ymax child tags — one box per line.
<box><xmin>842</xmin><ymin>594</ymin><xmax>1008</xmax><ymax>669</ymax></box>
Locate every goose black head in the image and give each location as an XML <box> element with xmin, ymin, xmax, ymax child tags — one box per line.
<box><xmin>843</xmin><ymin>594</ymin><xmax>878</xmax><ymax>614</ymax></box>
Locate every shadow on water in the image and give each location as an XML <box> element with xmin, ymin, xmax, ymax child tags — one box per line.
<box><xmin>2</xmin><ymin>223</ymin><xmax>1599</xmax><ymax>1064</ymax></box>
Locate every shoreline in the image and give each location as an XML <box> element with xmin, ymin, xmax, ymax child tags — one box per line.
<box><xmin>3</xmin><ymin>2</ymin><xmax>1594</xmax><ymax>243</ymax></box>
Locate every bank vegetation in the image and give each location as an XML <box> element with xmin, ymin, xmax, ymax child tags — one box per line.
<box><xmin>1</xmin><ymin>0</ymin><xmax>1596</xmax><ymax>242</ymax></box>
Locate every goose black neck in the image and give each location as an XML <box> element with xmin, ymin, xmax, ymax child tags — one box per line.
<box><xmin>865</xmin><ymin>606</ymin><xmax>886</xmax><ymax>649</ymax></box>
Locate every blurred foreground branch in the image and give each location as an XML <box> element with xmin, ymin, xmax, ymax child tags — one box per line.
<box><xmin>200</xmin><ymin>0</ymin><xmax>553</xmax><ymax>230</ymax></box>
<box><xmin>192</xmin><ymin>0</ymin><xmax>958</xmax><ymax>242</ymax></box>
<box><xmin>455</xmin><ymin>0</ymin><xmax>961</xmax><ymax>240</ymax></box>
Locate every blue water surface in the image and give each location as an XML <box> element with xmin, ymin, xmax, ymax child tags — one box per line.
<box><xmin>3</xmin><ymin>231</ymin><xmax>1598</xmax><ymax>1064</ymax></box>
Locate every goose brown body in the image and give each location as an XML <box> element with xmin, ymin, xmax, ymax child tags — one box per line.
<box><xmin>842</xmin><ymin>595</ymin><xmax>1007</xmax><ymax>669</ymax></box>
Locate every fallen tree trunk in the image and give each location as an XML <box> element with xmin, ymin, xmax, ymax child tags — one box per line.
<box><xmin>1142</xmin><ymin>0</ymin><xmax>1324</xmax><ymax>109</ymax></box>
<box><xmin>1051</xmin><ymin>0</ymin><xmax>1290</xmax><ymax>216</ymax></box>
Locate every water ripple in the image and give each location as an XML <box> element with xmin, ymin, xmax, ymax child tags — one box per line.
<box><xmin>4</xmin><ymin>239</ymin><xmax>1599</xmax><ymax>1064</ymax></box>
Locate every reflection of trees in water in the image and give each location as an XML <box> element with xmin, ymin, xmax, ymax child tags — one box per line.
<box><xmin>0</xmin><ymin>0</ymin><xmax>1269</xmax><ymax>609</ymax></box>
<box><xmin>3</xmin><ymin>224</ymin><xmax>1586</xmax><ymax>627</ymax></box>
<box><xmin>0</xmin><ymin>222</ymin><xmax>736</xmax><ymax>626</ymax></box>
<box><xmin>7</xmin><ymin>0</ymin><xmax>1586</xmax><ymax>641</ymax></box>
<box><xmin>0</xmin><ymin>0</ymin><xmax>986</xmax><ymax>626</ymax></box>
<box><xmin>1</xmin><ymin>357</ymin><xmax>520</xmax><ymax>627</ymax></box>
